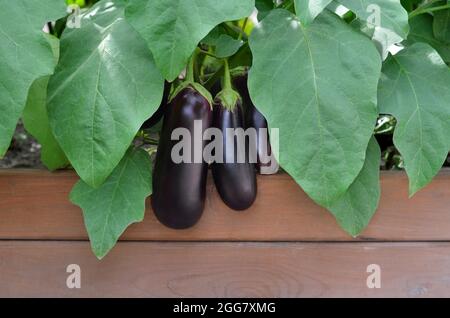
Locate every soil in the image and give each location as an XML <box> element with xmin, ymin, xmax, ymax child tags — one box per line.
<box><xmin>0</xmin><ymin>123</ymin><xmax>44</xmax><ymax>169</ymax></box>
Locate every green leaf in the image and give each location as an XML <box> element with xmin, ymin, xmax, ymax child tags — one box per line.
<box><xmin>44</xmin><ymin>33</ymin><xmax>61</xmax><ymax>66</ymax></box>
<box><xmin>328</xmin><ymin>137</ymin><xmax>381</xmax><ymax>237</ymax></box>
<box><xmin>248</xmin><ymin>9</ymin><xmax>381</xmax><ymax>207</ymax></box>
<box><xmin>125</xmin><ymin>0</ymin><xmax>255</xmax><ymax>81</ymax></box>
<box><xmin>400</xmin><ymin>0</ymin><xmax>422</xmax><ymax>11</ymax></box>
<box><xmin>215</xmin><ymin>35</ymin><xmax>244</xmax><ymax>58</ymax></box>
<box><xmin>201</xmin><ymin>26</ymin><xmax>227</xmax><ymax>46</ymax></box>
<box><xmin>434</xmin><ymin>9</ymin><xmax>450</xmax><ymax>43</ymax></box>
<box><xmin>0</xmin><ymin>0</ymin><xmax>67</xmax><ymax>156</ymax></box>
<box><xmin>337</xmin><ymin>0</ymin><xmax>409</xmax><ymax>59</ymax></box>
<box><xmin>378</xmin><ymin>43</ymin><xmax>450</xmax><ymax>196</ymax></box>
<box><xmin>47</xmin><ymin>0</ymin><xmax>164</xmax><ymax>188</ymax></box>
<box><xmin>256</xmin><ymin>0</ymin><xmax>275</xmax><ymax>21</ymax></box>
<box><xmin>293</xmin><ymin>0</ymin><xmax>332</xmax><ymax>25</ymax></box>
<box><xmin>23</xmin><ymin>77</ymin><xmax>69</xmax><ymax>171</ymax></box>
<box><xmin>407</xmin><ymin>15</ymin><xmax>450</xmax><ymax>63</ymax></box>
<box><xmin>70</xmin><ymin>148</ymin><xmax>152</xmax><ymax>259</ymax></box>
<box><xmin>201</xmin><ymin>30</ymin><xmax>244</xmax><ymax>58</ymax></box>
<box><xmin>23</xmin><ymin>35</ymin><xmax>68</xmax><ymax>171</ymax></box>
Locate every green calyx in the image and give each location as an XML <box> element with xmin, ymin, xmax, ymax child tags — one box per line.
<box><xmin>169</xmin><ymin>81</ymin><xmax>213</xmax><ymax>108</ymax></box>
<box><xmin>215</xmin><ymin>58</ymin><xmax>241</xmax><ymax>110</ymax></box>
<box><xmin>215</xmin><ymin>88</ymin><xmax>241</xmax><ymax>110</ymax></box>
<box><xmin>168</xmin><ymin>51</ymin><xmax>213</xmax><ymax>107</ymax></box>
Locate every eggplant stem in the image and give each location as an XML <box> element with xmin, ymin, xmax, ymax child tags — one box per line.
<box><xmin>215</xmin><ymin>59</ymin><xmax>241</xmax><ymax>110</ymax></box>
<box><xmin>223</xmin><ymin>59</ymin><xmax>232</xmax><ymax>91</ymax></box>
<box><xmin>197</xmin><ymin>48</ymin><xmax>219</xmax><ymax>59</ymax></box>
<box><xmin>186</xmin><ymin>52</ymin><xmax>196</xmax><ymax>83</ymax></box>
<box><xmin>238</xmin><ymin>18</ymin><xmax>249</xmax><ymax>41</ymax></box>
<box><xmin>409</xmin><ymin>2</ymin><xmax>450</xmax><ymax>18</ymax></box>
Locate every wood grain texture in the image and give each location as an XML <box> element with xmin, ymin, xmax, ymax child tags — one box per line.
<box><xmin>0</xmin><ymin>169</ymin><xmax>449</xmax><ymax>241</ymax></box>
<box><xmin>0</xmin><ymin>241</ymin><xmax>449</xmax><ymax>297</ymax></box>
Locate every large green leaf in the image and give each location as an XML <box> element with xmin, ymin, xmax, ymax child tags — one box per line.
<box><xmin>337</xmin><ymin>0</ymin><xmax>409</xmax><ymax>59</ymax></box>
<box><xmin>23</xmin><ymin>35</ymin><xmax>68</xmax><ymax>171</ymax></box>
<box><xmin>248</xmin><ymin>9</ymin><xmax>381</xmax><ymax>207</ymax></box>
<box><xmin>70</xmin><ymin>148</ymin><xmax>152</xmax><ymax>259</ymax></box>
<box><xmin>378</xmin><ymin>43</ymin><xmax>450</xmax><ymax>195</ymax></box>
<box><xmin>125</xmin><ymin>0</ymin><xmax>255</xmax><ymax>81</ymax></box>
<box><xmin>0</xmin><ymin>0</ymin><xmax>67</xmax><ymax>156</ymax></box>
<box><xmin>407</xmin><ymin>15</ymin><xmax>450</xmax><ymax>63</ymax></box>
<box><xmin>47</xmin><ymin>0</ymin><xmax>164</xmax><ymax>188</ymax></box>
<box><xmin>23</xmin><ymin>76</ymin><xmax>69</xmax><ymax>171</ymax></box>
<box><xmin>293</xmin><ymin>0</ymin><xmax>332</xmax><ymax>25</ymax></box>
<box><xmin>433</xmin><ymin>8</ymin><xmax>450</xmax><ymax>44</ymax></box>
<box><xmin>328</xmin><ymin>137</ymin><xmax>381</xmax><ymax>236</ymax></box>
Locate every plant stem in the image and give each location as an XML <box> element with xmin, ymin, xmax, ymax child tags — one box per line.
<box><xmin>223</xmin><ymin>59</ymin><xmax>232</xmax><ymax>91</ymax></box>
<box><xmin>224</xmin><ymin>22</ymin><xmax>248</xmax><ymax>40</ymax></box>
<box><xmin>186</xmin><ymin>52</ymin><xmax>196</xmax><ymax>82</ymax></box>
<box><xmin>238</xmin><ymin>18</ymin><xmax>249</xmax><ymax>41</ymax></box>
<box><xmin>409</xmin><ymin>3</ymin><xmax>450</xmax><ymax>18</ymax></box>
<box><xmin>197</xmin><ymin>48</ymin><xmax>219</xmax><ymax>59</ymax></box>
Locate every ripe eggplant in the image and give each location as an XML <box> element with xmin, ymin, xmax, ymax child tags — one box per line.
<box><xmin>151</xmin><ymin>86</ymin><xmax>212</xmax><ymax>229</ymax></box>
<box><xmin>212</xmin><ymin>98</ymin><xmax>257</xmax><ymax>211</ymax></box>
<box><xmin>233</xmin><ymin>74</ymin><xmax>279</xmax><ymax>174</ymax></box>
<box><xmin>375</xmin><ymin>133</ymin><xmax>393</xmax><ymax>153</ymax></box>
<box><xmin>142</xmin><ymin>81</ymin><xmax>171</xmax><ymax>130</ymax></box>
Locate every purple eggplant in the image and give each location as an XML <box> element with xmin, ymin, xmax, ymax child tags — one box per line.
<box><xmin>233</xmin><ymin>74</ymin><xmax>279</xmax><ymax>174</ymax></box>
<box><xmin>211</xmin><ymin>98</ymin><xmax>257</xmax><ymax>211</ymax></box>
<box><xmin>151</xmin><ymin>86</ymin><xmax>212</xmax><ymax>229</ymax></box>
<box><xmin>142</xmin><ymin>81</ymin><xmax>171</xmax><ymax>130</ymax></box>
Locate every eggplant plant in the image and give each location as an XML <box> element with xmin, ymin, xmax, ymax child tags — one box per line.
<box><xmin>0</xmin><ymin>0</ymin><xmax>449</xmax><ymax>258</ymax></box>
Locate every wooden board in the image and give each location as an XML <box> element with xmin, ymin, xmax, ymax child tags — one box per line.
<box><xmin>0</xmin><ymin>241</ymin><xmax>449</xmax><ymax>298</ymax></box>
<box><xmin>0</xmin><ymin>169</ymin><xmax>449</xmax><ymax>241</ymax></box>
<box><xmin>1</xmin><ymin>169</ymin><xmax>450</xmax><ymax>297</ymax></box>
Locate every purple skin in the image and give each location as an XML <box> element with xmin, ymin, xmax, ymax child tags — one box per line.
<box><xmin>141</xmin><ymin>81</ymin><xmax>171</xmax><ymax>129</ymax></box>
<box><xmin>211</xmin><ymin>100</ymin><xmax>257</xmax><ymax>211</ymax></box>
<box><xmin>151</xmin><ymin>87</ymin><xmax>212</xmax><ymax>229</ymax></box>
<box><xmin>233</xmin><ymin>75</ymin><xmax>275</xmax><ymax>172</ymax></box>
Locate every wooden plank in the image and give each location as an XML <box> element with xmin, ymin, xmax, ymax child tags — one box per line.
<box><xmin>0</xmin><ymin>169</ymin><xmax>449</xmax><ymax>241</ymax></box>
<box><xmin>0</xmin><ymin>241</ymin><xmax>449</xmax><ymax>297</ymax></box>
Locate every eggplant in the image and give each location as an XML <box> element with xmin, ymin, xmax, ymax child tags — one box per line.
<box><xmin>233</xmin><ymin>74</ymin><xmax>279</xmax><ymax>174</ymax></box>
<box><xmin>211</xmin><ymin>98</ymin><xmax>257</xmax><ymax>211</ymax></box>
<box><xmin>375</xmin><ymin>133</ymin><xmax>394</xmax><ymax>153</ymax></box>
<box><xmin>245</xmin><ymin>102</ymin><xmax>279</xmax><ymax>174</ymax></box>
<box><xmin>151</xmin><ymin>86</ymin><xmax>212</xmax><ymax>229</ymax></box>
<box><xmin>142</xmin><ymin>81</ymin><xmax>171</xmax><ymax>130</ymax></box>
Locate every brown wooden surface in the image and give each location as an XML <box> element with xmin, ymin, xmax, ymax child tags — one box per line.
<box><xmin>0</xmin><ymin>169</ymin><xmax>449</xmax><ymax>241</ymax></box>
<box><xmin>1</xmin><ymin>169</ymin><xmax>450</xmax><ymax>297</ymax></box>
<box><xmin>0</xmin><ymin>241</ymin><xmax>449</xmax><ymax>297</ymax></box>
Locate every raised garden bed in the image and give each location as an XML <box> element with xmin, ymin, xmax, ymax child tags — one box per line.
<box><xmin>1</xmin><ymin>169</ymin><xmax>449</xmax><ymax>297</ymax></box>
<box><xmin>2</xmin><ymin>0</ymin><xmax>450</xmax><ymax>299</ymax></box>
